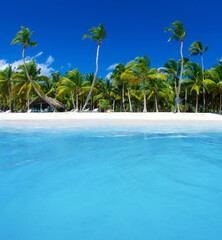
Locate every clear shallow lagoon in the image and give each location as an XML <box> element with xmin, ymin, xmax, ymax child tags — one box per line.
<box><xmin>0</xmin><ymin>121</ymin><xmax>222</xmax><ymax>240</ymax></box>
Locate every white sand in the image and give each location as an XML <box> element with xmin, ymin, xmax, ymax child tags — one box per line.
<box><xmin>0</xmin><ymin>112</ymin><xmax>221</xmax><ymax>121</ymax></box>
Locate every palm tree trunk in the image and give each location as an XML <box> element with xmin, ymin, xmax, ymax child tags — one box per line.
<box><xmin>71</xmin><ymin>91</ymin><xmax>75</xmax><ymax>109</ymax></box>
<box><xmin>142</xmin><ymin>78</ymin><xmax>147</xmax><ymax>113</ymax></box>
<box><xmin>22</xmin><ymin>48</ymin><xmax>56</xmax><ymax>111</ymax></box>
<box><xmin>91</xmin><ymin>96</ymin><xmax>93</xmax><ymax>110</ymax></box>
<box><xmin>82</xmin><ymin>43</ymin><xmax>100</xmax><ymax>111</ymax></box>
<box><xmin>122</xmin><ymin>82</ymin><xmax>126</xmax><ymax>112</ymax></box>
<box><xmin>201</xmin><ymin>54</ymin><xmax>206</xmax><ymax>112</ymax></box>
<box><xmin>174</xmin><ymin>40</ymin><xmax>184</xmax><ymax>113</ymax></box>
<box><xmin>8</xmin><ymin>82</ymin><xmax>11</xmax><ymax>111</ymax></box>
<box><xmin>127</xmin><ymin>83</ymin><xmax>132</xmax><ymax>112</ymax></box>
<box><xmin>113</xmin><ymin>99</ymin><xmax>115</xmax><ymax>112</ymax></box>
<box><xmin>185</xmin><ymin>88</ymin><xmax>187</xmax><ymax>112</ymax></box>
<box><xmin>196</xmin><ymin>94</ymin><xmax>199</xmax><ymax>113</ymax></box>
<box><xmin>76</xmin><ymin>93</ymin><xmax>79</xmax><ymax>110</ymax></box>
<box><xmin>27</xmin><ymin>92</ymin><xmax>30</xmax><ymax>111</ymax></box>
<box><xmin>220</xmin><ymin>90</ymin><xmax>222</xmax><ymax>113</ymax></box>
<box><xmin>154</xmin><ymin>92</ymin><xmax>159</xmax><ymax>112</ymax></box>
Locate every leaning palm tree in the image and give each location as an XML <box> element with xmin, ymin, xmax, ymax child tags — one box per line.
<box><xmin>0</xmin><ymin>65</ymin><xmax>13</xmax><ymax>111</ymax></box>
<box><xmin>11</xmin><ymin>26</ymin><xmax>56</xmax><ymax>110</ymax></box>
<box><xmin>165</xmin><ymin>21</ymin><xmax>186</xmax><ymax>112</ymax></box>
<box><xmin>82</xmin><ymin>24</ymin><xmax>106</xmax><ymax>111</ymax></box>
<box><xmin>189</xmin><ymin>41</ymin><xmax>209</xmax><ymax>112</ymax></box>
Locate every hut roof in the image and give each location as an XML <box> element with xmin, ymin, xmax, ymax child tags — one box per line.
<box><xmin>29</xmin><ymin>96</ymin><xmax>67</xmax><ymax>111</ymax></box>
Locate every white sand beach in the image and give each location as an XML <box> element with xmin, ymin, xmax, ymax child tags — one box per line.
<box><xmin>0</xmin><ymin>112</ymin><xmax>221</xmax><ymax>121</ymax></box>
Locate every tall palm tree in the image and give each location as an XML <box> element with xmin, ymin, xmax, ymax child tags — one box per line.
<box><xmin>0</xmin><ymin>65</ymin><xmax>13</xmax><ymax>111</ymax></box>
<box><xmin>11</xmin><ymin>26</ymin><xmax>56</xmax><ymax>110</ymax></box>
<box><xmin>189</xmin><ymin>41</ymin><xmax>209</xmax><ymax>112</ymax></box>
<box><xmin>57</xmin><ymin>69</ymin><xmax>90</xmax><ymax>110</ymax></box>
<box><xmin>82</xmin><ymin>24</ymin><xmax>106</xmax><ymax>111</ymax></box>
<box><xmin>165</xmin><ymin>21</ymin><xmax>186</xmax><ymax>112</ymax></box>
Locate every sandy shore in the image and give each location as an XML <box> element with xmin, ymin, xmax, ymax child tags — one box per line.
<box><xmin>0</xmin><ymin>112</ymin><xmax>221</xmax><ymax>121</ymax></box>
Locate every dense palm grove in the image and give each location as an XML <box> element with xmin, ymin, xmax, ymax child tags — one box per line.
<box><xmin>0</xmin><ymin>22</ymin><xmax>222</xmax><ymax>113</ymax></box>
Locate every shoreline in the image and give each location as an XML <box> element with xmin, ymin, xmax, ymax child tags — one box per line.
<box><xmin>0</xmin><ymin>112</ymin><xmax>222</xmax><ymax>121</ymax></box>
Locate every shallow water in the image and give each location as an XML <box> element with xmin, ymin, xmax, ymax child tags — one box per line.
<box><xmin>0</xmin><ymin>121</ymin><xmax>222</xmax><ymax>240</ymax></box>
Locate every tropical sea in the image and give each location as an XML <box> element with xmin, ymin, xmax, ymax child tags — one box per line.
<box><xmin>0</xmin><ymin>120</ymin><xmax>222</xmax><ymax>240</ymax></box>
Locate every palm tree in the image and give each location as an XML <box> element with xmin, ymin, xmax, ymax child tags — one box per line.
<box><xmin>189</xmin><ymin>41</ymin><xmax>209</xmax><ymax>112</ymax></box>
<box><xmin>82</xmin><ymin>24</ymin><xmax>106</xmax><ymax>111</ymax></box>
<box><xmin>111</xmin><ymin>63</ymin><xmax>127</xmax><ymax>112</ymax></box>
<box><xmin>50</xmin><ymin>72</ymin><xmax>61</xmax><ymax>99</ymax></box>
<box><xmin>11</xmin><ymin>26</ymin><xmax>56</xmax><ymax>110</ymax></box>
<box><xmin>125</xmin><ymin>55</ymin><xmax>151</xmax><ymax>112</ymax></box>
<box><xmin>57</xmin><ymin>69</ymin><xmax>90</xmax><ymax>110</ymax></box>
<box><xmin>183</xmin><ymin>62</ymin><xmax>204</xmax><ymax>113</ymax></box>
<box><xmin>204</xmin><ymin>65</ymin><xmax>222</xmax><ymax>113</ymax></box>
<box><xmin>84</xmin><ymin>73</ymin><xmax>100</xmax><ymax>110</ymax></box>
<box><xmin>0</xmin><ymin>65</ymin><xmax>13</xmax><ymax>111</ymax></box>
<box><xmin>12</xmin><ymin>59</ymin><xmax>49</xmax><ymax>111</ymax></box>
<box><xmin>165</xmin><ymin>21</ymin><xmax>186</xmax><ymax>112</ymax></box>
<box><xmin>146</xmin><ymin>68</ymin><xmax>169</xmax><ymax>112</ymax></box>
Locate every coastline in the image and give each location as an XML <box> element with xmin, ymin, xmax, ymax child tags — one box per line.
<box><xmin>0</xmin><ymin>112</ymin><xmax>222</xmax><ymax>121</ymax></box>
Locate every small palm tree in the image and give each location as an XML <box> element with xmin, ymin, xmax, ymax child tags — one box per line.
<box><xmin>165</xmin><ymin>21</ymin><xmax>186</xmax><ymax>112</ymax></box>
<box><xmin>146</xmin><ymin>68</ymin><xmax>169</xmax><ymax>112</ymax></box>
<box><xmin>82</xmin><ymin>24</ymin><xmax>106</xmax><ymax>111</ymax></box>
<box><xmin>12</xmin><ymin>59</ymin><xmax>49</xmax><ymax>111</ymax></box>
<box><xmin>189</xmin><ymin>41</ymin><xmax>209</xmax><ymax>112</ymax></box>
<box><xmin>111</xmin><ymin>63</ymin><xmax>127</xmax><ymax>112</ymax></box>
<box><xmin>204</xmin><ymin>65</ymin><xmax>222</xmax><ymax>113</ymax></box>
<box><xmin>183</xmin><ymin>62</ymin><xmax>204</xmax><ymax>113</ymax></box>
<box><xmin>57</xmin><ymin>69</ymin><xmax>90</xmax><ymax>110</ymax></box>
<box><xmin>0</xmin><ymin>65</ymin><xmax>13</xmax><ymax>111</ymax></box>
<box><xmin>11</xmin><ymin>26</ymin><xmax>56</xmax><ymax>110</ymax></box>
<box><xmin>84</xmin><ymin>73</ymin><xmax>100</xmax><ymax>110</ymax></box>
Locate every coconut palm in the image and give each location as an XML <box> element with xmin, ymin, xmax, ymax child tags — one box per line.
<box><xmin>189</xmin><ymin>41</ymin><xmax>209</xmax><ymax>112</ymax></box>
<box><xmin>204</xmin><ymin>65</ymin><xmax>222</xmax><ymax>113</ymax></box>
<box><xmin>11</xmin><ymin>26</ymin><xmax>56</xmax><ymax>110</ymax></box>
<box><xmin>182</xmin><ymin>62</ymin><xmax>204</xmax><ymax>113</ymax></box>
<box><xmin>82</xmin><ymin>24</ymin><xmax>106</xmax><ymax>111</ymax></box>
<box><xmin>111</xmin><ymin>63</ymin><xmax>127</xmax><ymax>112</ymax></box>
<box><xmin>165</xmin><ymin>21</ymin><xmax>186</xmax><ymax>112</ymax></box>
<box><xmin>84</xmin><ymin>73</ymin><xmax>100</xmax><ymax>110</ymax></box>
<box><xmin>0</xmin><ymin>65</ymin><xmax>13</xmax><ymax>111</ymax></box>
<box><xmin>57</xmin><ymin>69</ymin><xmax>90</xmax><ymax>110</ymax></box>
<box><xmin>12</xmin><ymin>59</ymin><xmax>49</xmax><ymax>111</ymax></box>
<box><xmin>146</xmin><ymin>68</ymin><xmax>169</xmax><ymax>112</ymax></box>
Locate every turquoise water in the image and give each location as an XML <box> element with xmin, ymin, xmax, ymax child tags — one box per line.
<box><xmin>0</xmin><ymin>121</ymin><xmax>222</xmax><ymax>240</ymax></box>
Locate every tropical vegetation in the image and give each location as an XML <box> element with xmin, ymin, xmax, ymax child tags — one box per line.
<box><xmin>0</xmin><ymin>22</ymin><xmax>222</xmax><ymax>113</ymax></box>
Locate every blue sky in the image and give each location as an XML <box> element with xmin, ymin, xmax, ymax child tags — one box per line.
<box><xmin>0</xmin><ymin>0</ymin><xmax>221</xmax><ymax>78</ymax></box>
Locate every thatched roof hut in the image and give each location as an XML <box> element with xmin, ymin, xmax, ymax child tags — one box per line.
<box><xmin>29</xmin><ymin>96</ymin><xmax>67</xmax><ymax>112</ymax></box>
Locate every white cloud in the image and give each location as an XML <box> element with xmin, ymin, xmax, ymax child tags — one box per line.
<box><xmin>105</xmin><ymin>72</ymin><xmax>112</xmax><ymax>80</ymax></box>
<box><xmin>67</xmin><ymin>63</ymin><xmax>71</xmax><ymax>68</ymax></box>
<box><xmin>106</xmin><ymin>63</ymin><xmax>119</xmax><ymax>71</ymax></box>
<box><xmin>0</xmin><ymin>54</ymin><xmax>55</xmax><ymax>77</ymax></box>
<box><xmin>46</xmin><ymin>56</ymin><xmax>54</xmax><ymax>66</ymax></box>
<box><xmin>34</xmin><ymin>52</ymin><xmax>43</xmax><ymax>58</ymax></box>
<box><xmin>38</xmin><ymin>63</ymin><xmax>54</xmax><ymax>76</ymax></box>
